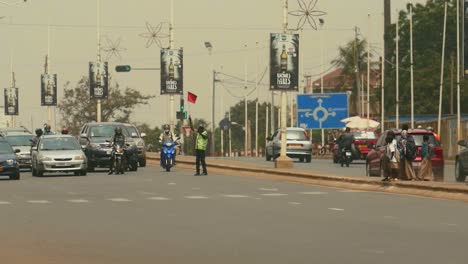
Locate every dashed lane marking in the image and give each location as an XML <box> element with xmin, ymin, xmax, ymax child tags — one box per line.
<box><xmin>147</xmin><ymin>197</ymin><xmax>171</xmax><ymax>201</ymax></box>
<box><xmin>108</xmin><ymin>198</ymin><xmax>132</xmax><ymax>202</ymax></box>
<box><xmin>0</xmin><ymin>201</ymin><xmax>11</xmax><ymax>205</ymax></box>
<box><xmin>168</xmin><ymin>182</ymin><xmax>176</xmax><ymax>186</ymax></box>
<box><xmin>259</xmin><ymin>188</ymin><xmax>278</xmax><ymax>192</ymax></box>
<box><xmin>288</xmin><ymin>202</ymin><xmax>301</xmax><ymax>205</ymax></box>
<box><xmin>299</xmin><ymin>191</ymin><xmax>328</xmax><ymax>195</ymax></box>
<box><xmin>221</xmin><ymin>194</ymin><xmax>250</xmax><ymax>198</ymax></box>
<box><xmin>184</xmin><ymin>196</ymin><xmax>209</xmax><ymax>199</ymax></box>
<box><xmin>261</xmin><ymin>193</ymin><xmax>288</xmax><ymax>197</ymax></box>
<box><xmin>27</xmin><ymin>200</ymin><xmax>51</xmax><ymax>204</ymax></box>
<box><xmin>328</xmin><ymin>208</ymin><xmax>345</xmax><ymax>211</ymax></box>
<box><xmin>68</xmin><ymin>199</ymin><xmax>90</xmax><ymax>203</ymax></box>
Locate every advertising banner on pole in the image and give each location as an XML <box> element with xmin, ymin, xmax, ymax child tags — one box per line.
<box><xmin>89</xmin><ymin>61</ymin><xmax>109</xmax><ymax>99</ymax></box>
<box><xmin>161</xmin><ymin>48</ymin><xmax>183</xmax><ymax>95</ymax></box>
<box><xmin>4</xmin><ymin>87</ymin><xmax>19</xmax><ymax>116</ymax></box>
<box><xmin>270</xmin><ymin>33</ymin><xmax>299</xmax><ymax>91</ymax></box>
<box><xmin>41</xmin><ymin>74</ymin><xmax>57</xmax><ymax>106</ymax></box>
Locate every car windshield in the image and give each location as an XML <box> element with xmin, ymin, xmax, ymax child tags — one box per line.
<box><xmin>89</xmin><ymin>125</ymin><xmax>129</xmax><ymax>138</ymax></box>
<box><xmin>0</xmin><ymin>141</ymin><xmax>13</xmax><ymax>154</ymax></box>
<box><xmin>286</xmin><ymin>130</ymin><xmax>308</xmax><ymax>140</ymax></box>
<box><xmin>353</xmin><ymin>132</ymin><xmax>376</xmax><ymax>139</ymax></box>
<box><xmin>5</xmin><ymin>135</ymin><xmax>34</xmax><ymax>146</ymax></box>
<box><xmin>125</xmin><ymin>126</ymin><xmax>139</xmax><ymax>138</ymax></box>
<box><xmin>395</xmin><ymin>134</ymin><xmax>440</xmax><ymax>146</ymax></box>
<box><xmin>39</xmin><ymin>137</ymin><xmax>81</xmax><ymax>151</ymax></box>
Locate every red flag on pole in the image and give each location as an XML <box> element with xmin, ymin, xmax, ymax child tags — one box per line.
<box><xmin>187</xmin><ymin>91</ymin><xmax>197</xmax><ymax>104</ymax></box>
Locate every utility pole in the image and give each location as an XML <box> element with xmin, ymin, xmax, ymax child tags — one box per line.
<box><xmin>437</xmin><ymin>1</ymin><xmax>448</xmax><ymax>137</ymax></box>
<box><xmin>381</xmin><ymin>11</ymin><xmax>385</xmax><ymax>133</ymax></box>
<box><xmin>255</xmin><ymin>41</ymin><xmax>259</xmax><ymax>157</ymax></box>
<box><xmin>211</xmin><ymin>70</ymin><xmax>216</xmax><ymax>156</ymax></box>
<box><xmin>409</xmin><ymin>1</ymin><xmax>414</xmax><ymax>128</ymax></box>
<box><xmin>367</xmin><ymin>14</ymin><xmax>371</xmax><ymax>121</ymax></box>
<box><xmin>169</xmin><ymin>0</ymin><xmax>175</xmax><ymax>134</ymax></box>
<box><xmin>354</xmin><ymin>26</ymin><xmax>361</xmax><ymax>116</ymax></box>
<box><xmin>96</xmin><ymin>0</ymin><xmax>102</xmax><ymax>122</ymax></box>
<box><xmin>450</xmin><ymin>52</ymin><xmax>454</xmax><ymax>115</ymax></box>
<box><xmin>396</xmin><ymin>16</ymin><xmax>400</xmax><ymax>129</ymax></box>
<box><xmin>457</xmin><ymin>0</ymin><xmax>462</xmax><ymax>149</ymax></box>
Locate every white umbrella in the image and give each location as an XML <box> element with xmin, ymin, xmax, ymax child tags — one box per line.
<box><xmin>345</xmin><ymin>118</ymin><xmax>380</xmax><ymax>130</ymax></box>
<box><xmin>340</xmin><ymin>116</ymin><xmax>363</xmax><ymax>124</ymax></box>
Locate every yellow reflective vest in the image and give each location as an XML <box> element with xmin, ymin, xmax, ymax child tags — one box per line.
<box><xmin>196</xmin><ymin>130</ymin><xmax>208</xmax><ymax>150</ymax></box>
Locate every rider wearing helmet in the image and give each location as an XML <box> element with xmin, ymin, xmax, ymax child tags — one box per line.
<box><xmin>32</xmin><ymin>128</ymin><xmax>44</xmax><ymax>147</ymax></box>
<box><xmin>109</xmin><ymin>127</ymin><xmax>126</xmax><ymax>174</ymax></box>
<box><xmin>43</xmin><ymin>124</ymin><xmax>53</xmax><ymax>135</ymax></box>
<box><xmin>159</xmin><ymin>124</ymin><xmax>177</xmax><ymax>166</ymax></box>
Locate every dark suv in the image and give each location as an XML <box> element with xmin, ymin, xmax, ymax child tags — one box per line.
<box><xmin>79</xmin><ymin>122</ymin><xmax>139</xmax><ymax>171</ymax></box>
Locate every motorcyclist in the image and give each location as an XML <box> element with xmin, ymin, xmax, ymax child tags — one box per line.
<box><xmin>43</xmin><ymin>124</ymin><xmax>53</xmax><ymax>135</ymax></box>
<box><xmin>159</xmin><ymin>124</ymin><xmax>177</xmax><ymax>167</ymax></box>
<box><xmin>337</xmin><ymin>127</ymin><xmax>355</xmax><ymax>167</ymax></box>
<box><xmin>31</xmin><ymin>128</ymin><xmax>43</xmax><ymax>147</ymax></box>
<box><xmin>109</xmin><ymin>127</ymin><xmax>126</xmax><ymax>174</ymax></box>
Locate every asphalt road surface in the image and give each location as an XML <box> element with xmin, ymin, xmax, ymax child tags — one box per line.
<box><xmin>0</xmin><ymin>165</ymin><xmax>467</xmax><ymax>264</ymax></box>
<box><xmin>212</xmin><ymin>156</ymin><xmax>458</xmax><ymax>182</ymax></box>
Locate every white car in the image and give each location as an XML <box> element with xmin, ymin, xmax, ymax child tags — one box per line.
<box><xmin>32</xmin><ymin>135</ymin><xmax>87</xmax><ymax>177</ymax></box>
<box><xmin>266</xmin><ymin>127</ymin><xmax>312</xmax><ymax>162</ymax></box>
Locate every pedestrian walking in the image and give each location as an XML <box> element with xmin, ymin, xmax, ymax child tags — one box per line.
<box><xmin>194</xmin><ymin>125</ymin><xmax>208</xmax><ymax>176</ymax></box>
<box><xmin>382</xmin><ymin>130</ymin><xmax>400</xmax><ymax>181</ymax></box>
<box><xmin>418</xmin><ymin>134</ymin><xmax>434</xmax><ymax>181</ymax></box>
<box><xmin>398</xmin><ymin>124</ymin><xmax>418</xmax><ymax>180</ymax></box>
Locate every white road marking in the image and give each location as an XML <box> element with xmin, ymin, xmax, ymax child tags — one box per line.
<box><xmin>184</xmin><ymin>196</ymin><xmax>209</xmax><ymax>199</ymax></box>
<box><xmin>288</xmin><ymin>202</ymin><xmax>301</xmax><ymax>205</ymax></box>
<box><xmin>340</xmin><ymin>190</ymin><xmax>367</xmax><ymax>193</ymax></box>
<box><xmin>147</xmin><ymin>197</ymin><xmax>171</xmax><ymax>201</ymax></box>
<box><xmin>168</xmin><ymin>182</ymin><xmax>176</xmax><ymax>185</ymax></box>
<box><xmin>68</xmin><ymin>199</ymin><xmax>90</xmax><ymax>203</ymax></box>
<box><xmin>139</xmin><ymin>191</ymin><xmax>157</xmax><ymax>195</ymax></box>
<box><xmin>0</xmin><ymin>201</ymin><xmax>11</xmax><ymax>205</ymax></box>
<box><xmin>108</xmin><ymin>198</ymin><xmax>132</xmax><ymax>202</ymax></box>
<box><xmin>299</xmin><ymin>191</ymin><xmax>328</xmax><ymax>195</ymax></box>
<box><xmin>221</xmin><ymin>194</ymin><xmax>250</xmax><ymax>198</ymax></box>
<box><xmin>27</xmin><ymin>200</ymin><xmax>51</xmax><ymax>204</ymax></box>
<box><xmin>328</xmin><ymin>208</ymin><xmax>344</xmax><ymax>211</ymax></box>
<box><xmin>383</xmin><ymin>215</ymin><xmax>397</xmax><ymax>219</ymax></box>
<box><xmin>192</xmin><ymin>187</ymin><xmax>201</xmax><ymax>190</ymax></box>
<box><xmin>261</xmin><ymin>193</ymin><xmax>288</xmax><ymax>196</ymax></box>
<box><xmin>441</xmin><ymin>223</ymin><xmax>458</xmax><ymax>227</ymax></box>
<box><xmin>259</xmin><ymin>188</ymin><xmax>278</xmax><ymax>191</ymax></box>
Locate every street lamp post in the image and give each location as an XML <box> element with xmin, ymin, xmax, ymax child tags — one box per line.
<box><xmin>204</xmin><ymin>41</ymin><xmax>215</xmax><ymax>156</ymax></box>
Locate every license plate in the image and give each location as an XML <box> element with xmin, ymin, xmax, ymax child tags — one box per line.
<box><xmin>359</xmin><ymin>144</ymin><xmax>367</xmax><ymax>148</ymax></box>
<box><xmin>346</xmin><ymin>152</ymin><xmax>352</xmax><ymax>156</ymax></box>
<box><xmin>57</xmin><ymin>163</ymin><xmax>69</xmax><ymax>167</ymax></box>
<box><xmin>412</xmin><ymin>162</ymin><xmax>421</xmax><ymax>167</ymax></box>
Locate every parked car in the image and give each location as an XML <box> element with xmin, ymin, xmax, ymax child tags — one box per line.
<box><xmin>1</xmin><ymin>131</ymin><xmax>34</xmax><ymax>169</ymax></box>
<box><xmin>79</xmin><ymin>122</ymin><xmax>139</xmax><ymax>171</ymax></box>
<box><xmin>332</xmin><ymin>130</ymin><xmax>378</xmax><ymax>163</ymax></box>
<box><xmin>265</xmin><ymin>127</ymin><xmax>312</xmax><ymax>162</ymax></box>
<box><xmin>122</xmin><ymin>123</ymin><xmax>147</xmax><ymax>167</ymax></box>
<box><xmin>365</xmin><ymin>128</ymin><xmax>444</xmax><ymax>181</ymax></box>
<box><xmin>31</xmin><ymin>134</ymin><xmax>87</xmax><ymax>177</ymax></box>
<box><xmin>455</xmin><ymin>139</ymin><xmax>468</xmax><ymax>182</ymax></box>
<box><xmin>0</xmin><ymin>127</ymin><xmax>30</xmax><ymax>136</ymax></box>
<box><xmin>0</xmin><ymin>138</ymin><xmax>20</xmax><ymax>180</ymax></box>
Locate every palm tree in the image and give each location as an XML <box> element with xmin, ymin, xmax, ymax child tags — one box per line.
<box><xmin>332</xmin><ymin>38</ymin><xmax>372</xmax><ymax>116</ymax></box>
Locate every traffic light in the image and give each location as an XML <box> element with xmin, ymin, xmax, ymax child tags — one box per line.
<box><xmin>180</xmin><ymin>98</ymin><xmax>185</xmax><ymax>111</ymax></box>
<box><xmin>115</xmin><ymin>65</ymin><xmax>132</xmax><ymax>72</ymax></box>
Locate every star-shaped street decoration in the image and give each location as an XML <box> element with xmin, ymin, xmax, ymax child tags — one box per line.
<box><xmin>139</xmin><ymin>22</ymin><xmax>169</xmax><ymax>48</ymax></box>
<box><xmin>102</xmin><ymin>36</ymin><xmax>126</xmax><ymax>61</ymax></box>
<box><xmin>288</xmin><ymin>0</ymin><xmax>326</xmax><ymax>31</ymax></box>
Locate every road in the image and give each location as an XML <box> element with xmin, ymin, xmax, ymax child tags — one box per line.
<box><xmin>0</xmin><ymin>166</ymin><xmax>467</xmax><ymax>264</ymax></box>
<box><xmin>211</xmin><ymin>156</ymin><xmax>458</xmax><ymax>182</ymax></box>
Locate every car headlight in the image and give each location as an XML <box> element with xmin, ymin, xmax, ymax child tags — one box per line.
<box><xmin>39</xmin><ymin>157</ymin><xmax>52</xmax><ymax>162</ymax></box>
<box><xmin>74</xmin><ymin>155</ymin><xmax>85</xmax><ymax>161</ymax></box>
<box><xmin>6</xmin><ymin>159</ymin><xmax>16</xmax><ymax>165</ymax></box>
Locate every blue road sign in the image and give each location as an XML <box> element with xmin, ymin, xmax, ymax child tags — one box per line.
<box><xmin>297</xmin><ymin>93</ymin><xmax>349</xmax><ymax>129</ymax></box>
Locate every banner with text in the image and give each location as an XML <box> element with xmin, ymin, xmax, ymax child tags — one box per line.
<box><xmin>4</xmin><ymin>87</ymin><xmax>19</xmax><ymax>116</ymax></box>
<box><xmin>270</xmin><ymin>33</ymin><xmax>299</xmax><ymax>91</ymax></box>
<box><xmin>89</xmin><ymin>61</ymin><xmax>109</xmax><ymax>99</ymax></box>
<box><xmin>41</xmin><ymin>74</ymin><xmax>57</xmax><ymax>106</ymax></box>
<box><xmin>161</xmin><ymin>48</ymin><xmax>183</xmax><ymax>95</ymax></box>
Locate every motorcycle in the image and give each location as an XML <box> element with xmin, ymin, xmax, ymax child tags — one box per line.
<box><xmin>112</xmin><ymin>143</ymin><xmax>127</xmax><ymax>174</ymax></box>
<box><xmin>340</xmin><ymin>147</ymin><xmax>352</xmax><ymax>167</ymax></box>
<box><xmin>161</xmin><ymin>138</ymin><xmax>179</xmax><ymax>172</ymax></box>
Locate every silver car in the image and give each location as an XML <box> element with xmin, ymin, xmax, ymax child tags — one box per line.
<box><xmin>32</xmin><ymin>135</ymin><xmax>87</xmax><ymax>176</ymax></box>
<box><xmin>2</xmin><ymin>131</ymin><xmax>34</xmax><ymax>169</ymax></box>
<box><xmin>266</xmin><ymin>127</ymin><xmax>312</xmax><ymax>162</ymax></box>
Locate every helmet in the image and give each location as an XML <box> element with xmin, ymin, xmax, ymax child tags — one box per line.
<box><xmin>115</xmin><ymin>127</ymin><xmax>122</xmax><ymax>135</ymax></box>
<box><xmin>61</xmin><ymin>128</ymin><xmax>69</xmax><ymax>135</ymax></box>
<box><xmin>44</xmin><ymin>124</ymin><xmax>51</xmax><ymax>132</ymax></box>
<box><xmin>163</xmin><ymin>124</ymin><xmax>170</xmax><ymax>133</ymax></box>
<box><xmin>35</xmin><ymin>128</ymin><xmax>43</xmax><ymax>136</ymax></box>
<box><xmin>426</xmin><ymin>126</ymin><xmax>434</xmax><ymax>131</ymax></box>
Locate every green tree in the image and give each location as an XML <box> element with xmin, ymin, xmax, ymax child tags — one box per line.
<box><xmin>58</xmin><ymin>77</ymin><xmax>154</xmax><ymax>134</ymax></box>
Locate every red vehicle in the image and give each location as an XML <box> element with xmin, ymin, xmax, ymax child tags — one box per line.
<box><xmin>332</xmin><ymin>130</ymin><xmax>378</xmax><ymax>163</ymax></box>
<box><xmin>365</xmin><ymin>129</ymin><xmax>444</xmax><ymax>181</ymax></box>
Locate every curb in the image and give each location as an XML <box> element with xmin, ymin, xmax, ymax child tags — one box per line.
<box><xmin>147</xmin><ymin>153</ymin><xmax>468</xmax><ymax>202</ymax></box>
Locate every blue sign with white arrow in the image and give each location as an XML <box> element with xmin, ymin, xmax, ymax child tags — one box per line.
<box><xmin>296</xmin><ymin>93</ymin><xmax>349</xmax><ymax>129</ymax></box>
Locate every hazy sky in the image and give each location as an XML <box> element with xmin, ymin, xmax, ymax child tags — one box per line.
<box><xmin>0</xmin><ymin>0</ymin><xmax>426</xmax><ymax>130</ymax></box>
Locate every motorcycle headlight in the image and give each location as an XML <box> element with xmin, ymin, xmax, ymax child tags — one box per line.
<box><xmin>6</xmin><ymin>159</ymin><xmax>16</xmax><ymax>165</ymax></box>
<box><xmin>165</xmin><ymin>142</ymin><xmax>172</xmax><ymax>147</ymax></box>
<box><xmin>39</xmin><ymin>157</ymin><xmax>52</xmax><ymax>162</ymax></box>
<box><xmin>74</xmin><ymin>155</ymin><xmax>85</xmax><ymax>161</ymax></box>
